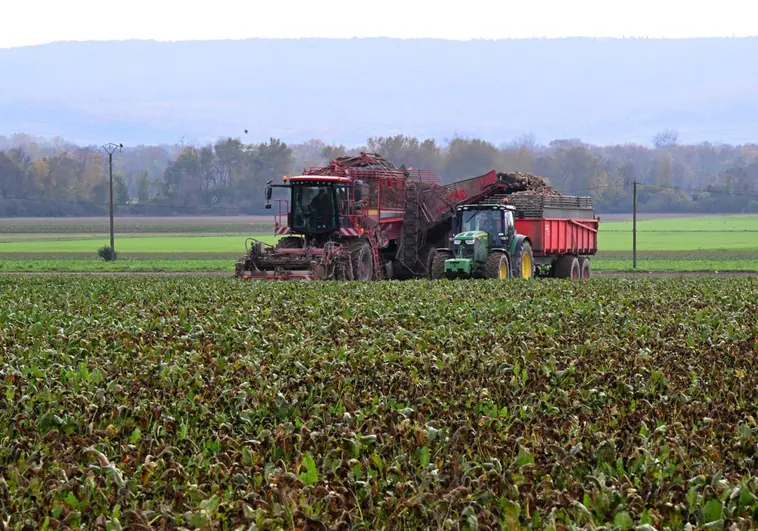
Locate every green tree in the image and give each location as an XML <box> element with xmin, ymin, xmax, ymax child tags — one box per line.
<box><xmin>444</xmin><ymin>137</ymin><xmax>499</xmax><ymax>181</ymax></box>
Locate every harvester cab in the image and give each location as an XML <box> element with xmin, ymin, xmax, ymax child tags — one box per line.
<box><xmin>430</xmin><ymin>203</ymin><xmax>535</xmax><ymax>280</ymax></box>
<box><xmin>262</xmin><ymin>177</ymin><xmax>364</xmax><ymax>240</ymax></box>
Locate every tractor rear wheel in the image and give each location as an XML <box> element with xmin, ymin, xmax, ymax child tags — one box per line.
<box><xmin>554</xmin><ymin>255</ymin><xmax>580</xmax><ymax>279</ymax></box>
<box><xmin>579</xmin><ymin>257</ymin><xmax>591</xmax><ymax>279</ymax></box>
<box><xmin>486</xmin><ymin>251</ymin><xmax>512</xmax><ymax>280</ymax></box>
<box><xmin>349</xmin><ymin>240</ymin><xmax>374</xmax><ymax>281</ymax></box>
<box><xmin>513</xmin><ymin>241</ymin><xmax>535</xmax><ymax>279</ymax></box>
<box><xmin>430</xmin><ymin>250</ymin><xmax>453</xmax><ymax>280</ymax></box>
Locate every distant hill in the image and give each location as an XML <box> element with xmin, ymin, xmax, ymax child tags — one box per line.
<box><xmin>2</xmin><ymin>37</ymin><xmax>758</xmax><ymax>147</ymax></box>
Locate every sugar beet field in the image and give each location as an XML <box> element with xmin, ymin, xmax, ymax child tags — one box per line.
<box><xmin>1</xmin><ymin>276</ymin><xmax>758</xmax><ymax>529</ymax></box>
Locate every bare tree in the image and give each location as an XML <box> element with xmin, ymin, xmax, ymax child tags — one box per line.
<box><xmin>652</xmin><ymin>129</ymin><xmax>679</xmax><ymax>149</ymax></box>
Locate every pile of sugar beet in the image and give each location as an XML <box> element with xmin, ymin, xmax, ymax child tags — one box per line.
<box><xmin>500</xmin><ymin>171</ymin><xmax>562</xmax><ymax>197</ymax></box>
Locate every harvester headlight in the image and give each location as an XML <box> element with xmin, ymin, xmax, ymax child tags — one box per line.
<box><xmin>465</xmin><ymin>239</ymin><xmax>475</xmax><ymax>245</ymax></box>
<box><xmin>453</xmin><ymin>239</ymin><xmax>461</xmax><ymax>245</ymax></box>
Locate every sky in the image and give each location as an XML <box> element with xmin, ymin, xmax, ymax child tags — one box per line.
<box><xmin>2</xmin><ymin>0</ymin><xmax>756</xmax><ymax>48</ymax></box>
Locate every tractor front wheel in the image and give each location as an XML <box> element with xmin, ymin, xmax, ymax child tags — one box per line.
<box><xmin>486</xmin><ymin>251</ymin><xmax>512</xmax><ymax>280</ymax></box>
<box><xmin>349</xmin><ymin>240</ymin><xmax>374</xmax><ymax>281</ymax></box>
<box><xmin>429</xmin><ymin>249</ymin><xmax>453</xmax><ymax>280</ymax></box>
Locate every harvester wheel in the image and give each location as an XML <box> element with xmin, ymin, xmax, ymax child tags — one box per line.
<box><xmin>430</xmin><ymin>250</ymin><xmax>452</xmax><ymax>280</ymax></box>
<box><xmin>276</xmin><ymin>236</ymin><xmax>303</xmax><ymax>249</ymax></box>
<box><xmin>554</xmin><ymin>255</ymin><xmax>580</xmax><ymax>279</ymax></box>
<box><xmin>349</xmin><ymin>240</ymin><xmax>374</xmax><ymax>281</ymax></box>
<box><xmin>486</xmin><ymin>251</ymin><xmax>512</xmax><ymax>280</ymax></box>
<box><xmin>579</xmin><ymin>257</ymin><xmax>591</xmax><ymax>279</ymax></box>
<box><xmin>513</xmin><ymin>241</ymin><xmax>535</xmax><ymax>280</ymax></box>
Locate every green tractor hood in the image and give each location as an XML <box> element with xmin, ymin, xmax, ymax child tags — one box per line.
<box><xmin>443</xmin><ymin>230</ymin><xmax>489</xmax><ymax>278</ymax></box>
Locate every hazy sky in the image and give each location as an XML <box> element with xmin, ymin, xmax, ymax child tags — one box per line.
<box><xmin>2</xmin><ymin>0</ymin><xmax>756</xmax><ymax>48</ymax></box>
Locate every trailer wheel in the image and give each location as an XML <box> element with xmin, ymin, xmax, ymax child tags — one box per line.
<box><xmin>553</xmin><ymin>255</ymin><xmax>580</xmax><ymax>279</ymax></box>
<box><xmin>513</xmin><ymin>241</ymin><xmax>535</xmax><ymax>280</ymax></box>
<box><xmin>430</xmin><ymin>250</ymin><xmax>452</xmax><ymax>280</ymax></box>
<box><xmin>486</xmin><ymin>251</ymin><xmax>512</xmax><ymax>280</ymax></box>
<box><xmin>349</xmin><ymin>240</ymin><xmax>374</xmax><ymax>281</ymax></box>
<box><xmin>579</xmin><ymin>257</ymin><xmax>591</xmax><ymax>279</ymax></box>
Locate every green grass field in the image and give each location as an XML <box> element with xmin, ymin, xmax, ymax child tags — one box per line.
<box><xmin>0</xmin><ymin>258</ymin><xmax>233</xmax><ymax>272</ymax></box>
<box><xmin>0</xmin><ymin>214</ymin><xmax>756</xmax><ymax>273</ymax></box>
<box><xmin>599</xmin><ymin>215</ymin><xmax>758</xmax><ymax>251</ymax></box>
<box><xmin>0</xmin><ymin>216</ymin><xmax>272</xmax><ymax>234</ymax></box>
<box><xmin>0</xmin><ymin>234</ymin><xmax>278</xmax><ymax>253</ymax></box>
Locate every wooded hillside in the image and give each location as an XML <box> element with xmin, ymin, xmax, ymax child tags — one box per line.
<box><xmin>1</xmin><ymin>132</ymin><xmax>756</xmax><ymax>216</ymax></box>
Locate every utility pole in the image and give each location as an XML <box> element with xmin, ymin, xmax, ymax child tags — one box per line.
<box><xmin>99</xmin><ymin>143</ymin><xmax>123</xmax><ymax>256</ymax></box>
<box><xmin>633</xmin><ymin>180</ymin><xmax>637</xmax><ymax>269</ymax></box>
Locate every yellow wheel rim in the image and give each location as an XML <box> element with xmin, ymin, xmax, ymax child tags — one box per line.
<box><xmin>521</xmin><ymin>252</ymin><xmax>532</xmax><ymax>279</ymax></box>
<box><xmin>499</xmin><ymin>260</ymin><xmax>508</xmax><ymax>280</ymax></box>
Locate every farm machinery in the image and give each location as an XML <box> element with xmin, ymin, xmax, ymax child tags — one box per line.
<box><xmin>431</xmin><ymin>194</ymin><xmax>598</xmax><ymax>280</ymax></box>
<box><xmin>235</xmin><ymin>153</ymin><xmax>599</xmax><ymax>281</ymax></box>
<box><xmin>431</xmin><ymin>203</ymin><xmax>531</xmax><ymax>280</ymax></box>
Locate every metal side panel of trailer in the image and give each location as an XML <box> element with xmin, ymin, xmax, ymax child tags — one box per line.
<box><xmin>515</xmin><ymin>217</ymin><xmax>599</xmax><ymax>256</ymax></box>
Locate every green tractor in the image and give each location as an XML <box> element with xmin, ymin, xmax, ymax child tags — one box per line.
<box><xmin>429</xmin><ymin>203</ymin><xmax>535</xmax><ymax>280</ymax></box>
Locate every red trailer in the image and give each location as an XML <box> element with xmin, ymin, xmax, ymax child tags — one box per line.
<box><xmin>510</xmin><ymin>195</ymin><xmax>598</xmax><ymax>279</ymax></box>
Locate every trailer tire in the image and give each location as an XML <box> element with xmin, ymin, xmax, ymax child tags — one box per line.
<box><xmin>486</xmin><ymin>251</ymin><xmax>512</xmax><ymax>280</ymax></box>
<box><xmin>349</xmin><ymin>240</ymin><xmax>374</xmax><ymax>281</ymax></box>
<box><xmin>554</xmin><ymin>255</ymin><xmax>580</xmax><ymax>279</ymax></box>
<box><xmin>430</xmin><ymin>250</ymin><xmax>452</xmax><ymax>280</ymax></box>
<box><xmin>513</xmin><ymin>241</ymin><xmax>535</xmax><ymax>280</ymax></box>
<box><xmin>579</xmin><ymin>257</ymin><xmax>591</xmax><ymax>279</ymax></box>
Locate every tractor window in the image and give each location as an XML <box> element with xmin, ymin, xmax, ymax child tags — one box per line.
<box><xmin>461</xmin><ymin>210</ymin><xmax>503</xmax><ymax>235</ymax></box>
<box><xmin>504</xmin><ymin>211</ymin><xmax>514</xmax><ymax>233</ymax></box>
<box><xmin>332</xmin><ymin>185</ymin><xmax>348</xmax><ymax>212</ymax></box>
<box><xmin>292</xmin><ymin>185</ymin><xmax>339</xmax><ymax>232</ymax></box>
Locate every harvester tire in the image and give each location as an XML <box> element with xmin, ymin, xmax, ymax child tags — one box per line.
<box><xmin>554</xmin><ymin>255</ymin><xmax>580</xmax><ymax>279</ymax></box>
<box><xmin>579</xmin><ymin>257</ymin><xmax>591</xmax><ymax>279</ymax></box>
<box><xmin>349</xmin><ymin>240</ymin><xmax>374</xmax><ymax>281</ymax></box>
<box><xmin>276</xmin><ymin>236</ymin><xmax>303</xmax><ymax>249</ymax></box>
<box><xmin>430</xmin><ymin>250</ymin><xmax>452</xmax><ymax>280</ymax></box>
<box><xmin>513</xmin><ymin>241</ymin><xmax>535</xmax><ymax>280</ymax></box>
<box><xmin>486</xmin><ymin>251</ymin><xmax>512</xmax><ymax>280</ymax></box>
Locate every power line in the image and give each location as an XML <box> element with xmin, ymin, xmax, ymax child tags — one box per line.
<box><xmin>640</xmin><ymin>182</ymin><xmax>758</xmax><ymax>199</ymax></box>
<box><xmin>567</xmin><ymin>183</ymin><xmax>758</xmax><ymax>200</ymax></box>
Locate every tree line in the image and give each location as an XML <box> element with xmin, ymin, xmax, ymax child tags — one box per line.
<box><xmin>1</xmin><ymin>131</ymin><xmax>757</xmax><ymax>217</ymax></box>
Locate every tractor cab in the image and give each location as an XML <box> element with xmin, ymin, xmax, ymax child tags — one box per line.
<box><xmin>454</xmin><ymin>204</ymin><xmax>516</xmax><ymax>249</ymax></box>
